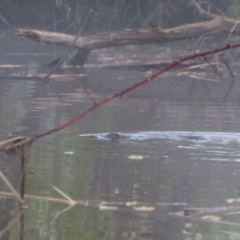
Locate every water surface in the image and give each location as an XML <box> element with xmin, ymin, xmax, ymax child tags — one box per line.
<box><xmin>0</xmin><ymin>30</ymin><xmax>240</xmax><ymax>240</ymax></box>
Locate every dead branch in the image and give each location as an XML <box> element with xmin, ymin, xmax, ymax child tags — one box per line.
<box><xmin>0</xmin><ymin>136</ymin><xmax>32</xmax><ymax>155</ymax></box>
<box><xmin>17</xmin><ymin>17</ymin><xmax>237</xmax><ymax>51</ymax></box>
<box><xmin>192</xmin><ymin>0</ymin><xmax>220</xmax><ymax>21</ymax></box>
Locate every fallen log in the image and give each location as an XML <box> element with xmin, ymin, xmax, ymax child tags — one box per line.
<box><xmin>17</xmin><ymin>18</ymin><xmax>237</xmax><ymax>51</ymax></box>
<box><xmin>17</xmin><ymin>17</ymin><xmax>239</xmax><ymax>68</ymax></box>
<box><xmin>16</xmin><ymin>0</ymin><xmax>240</xmax><ymax>67</ymax></box>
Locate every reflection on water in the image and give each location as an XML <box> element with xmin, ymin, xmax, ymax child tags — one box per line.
<box><xmin>1</xmin><ymin>31</ymin><xmax>240</xmax><ymax>239</ymax></box>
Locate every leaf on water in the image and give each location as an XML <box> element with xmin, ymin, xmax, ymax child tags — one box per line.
<box><xmin>99</xmin><ymin>205</ymin><xmax>118</xmax><ymax>211</ymax></box>
<box><xmin>0</xmin><ymin>64</ymin><xmax>23</xmax><ymax>68</ymax></box>
<box><xmin>127</xmin><ymin>155</ymin><xmax>143</xmax><ymax>160</ymax></box>
<box><xmin>182</xmin><ymin>230</ymin><xmax>192</xmax><ymax>235</ymax></box>
<box><xmin>177</xmin><ymin>71</ymin><xmax>189</xmax><ymax>75</ymax></box>
<box><xmin>134</xmin><ymin>206</ymin><xmax>155</xmax><ymax>211</ymax></box>
<box><xmin>201</xmin><ymin>215</ymin><xmax>221</xmax><ymax>221</ymax></box>
<box><xmin>48</xmin><ymin>75</ymin><xmax>75</xmax><ymax>81</ymax></box>
<box><xmin>64</xmin><ymin>151</ymin><xmax>75</xmax><ymax>155</ymax></box>
<box><xmin>125</xmin><ymin>201</ymin><xmax>138</xmax><ymax>206</ymax></box>
<box><xmin>226</xmin><ymin>198</ymin><xmax>240</xmax><ymax>204</ymax></box>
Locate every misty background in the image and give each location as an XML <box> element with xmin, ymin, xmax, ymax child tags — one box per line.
<box><xmin>0</xmin><ymin>0</ymin><xmax>238</xmax><ymax>32</ymax></box>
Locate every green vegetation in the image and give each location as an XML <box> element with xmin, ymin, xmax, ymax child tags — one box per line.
<box><xmin>55</xmin><ymin>0</ymin><xmax>71</xmax><ymax>20</ymax></box>
<box><xmin>228</xmin><ymin>4</ymin><xmax>240</xmax><ymax>18</ymax></box>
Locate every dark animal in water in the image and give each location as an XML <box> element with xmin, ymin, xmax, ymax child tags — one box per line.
<box><xmin>46</xmin><ymin>48</ymin><xmax>90</xmax><ymax>69</ymax></box>
<box><xmin>185</xmin><ymin>135</ymin><xmax>205</xmax><ymax>141</ymax></box>
<box><xmin>69</xmin><ymin>49</ymin><xmax>90</xmax><ymax>67</ymax></box>
<box><xmin>90</xmin><ymin>133</ymin><xmax>128</xmax><ymax>141</ymax></box>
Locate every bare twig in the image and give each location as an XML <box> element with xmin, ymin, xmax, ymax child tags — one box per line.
<box><xmin>203</xmin><ymin>55</ymin><xmax>224</xmax><ymax>81</ymax></box>
<box><xmin>81</xmin><ymin>83</ymin><xmax>97</xmax><ymax>105</ymax></box>
<box><xmin>0</xmin><ymin>210</ymin><xmax>25</xmax><ymax>238</ymax></box>
<box><xmin>28</xmin><ymin>167</ymin><xmax>76</xmax><ymax>204</ymax></box>
<box><xmin>192</xmin><ymin>0</ymin><xmax>218</xmax><ymax>21</ymax></box>
<box><xmin>0</xmin><ymin>169</ymin><xmax>26</xmax><ymax>205</ymax></box>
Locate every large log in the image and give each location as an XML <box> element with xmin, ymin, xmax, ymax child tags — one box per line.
<box><xmin>17</xmin><ymin>0</ymin><xmax>240</xmax><ymax>67</ymax></box>
<box><xmin>17</xmin><ymin>18</ymin><xmax>237</xmax><ymax>51</ymax></box>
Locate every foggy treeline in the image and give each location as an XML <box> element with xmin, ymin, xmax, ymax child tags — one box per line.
<box><xmin>1</xmin><ymin>0</ymin><xmax>239</xmax><ymax>32</ymax></box>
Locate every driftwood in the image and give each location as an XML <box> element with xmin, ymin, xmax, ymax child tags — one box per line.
<box><xmin>17</xmin><ymin>1</ymin><xmax>240</xmax><ymax>66</ymax></box>
<box><xmin>17</xmin><ymin>18</ymin><xmax>238</xmax><ymax>50</ymax></box>
<box><xmin>17</xmin><ymin>18</ymin><xmax>238</xmax><ymax>67</ymax></box>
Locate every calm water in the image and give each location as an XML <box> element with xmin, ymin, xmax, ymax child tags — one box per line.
<box><xmin>1</xmin><ymin>30</ymin><xmax>240</xmax><ymax>239</ymax></box>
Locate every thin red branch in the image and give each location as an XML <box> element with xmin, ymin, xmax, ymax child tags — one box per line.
<box><xmin>81</xmin><ymin>83</ymin><xmax>97</xmax><ymax>105</ymax></box>
<box><xmin>33</xmin><ymin>42</ymin><xmax>240</xmax><ymax>141</ymax></box>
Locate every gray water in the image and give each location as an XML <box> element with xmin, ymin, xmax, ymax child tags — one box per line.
<box><xmin>1</xmin><ymin>30</ymin><xmax>240</xmax><ymax>239</ymax></box>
